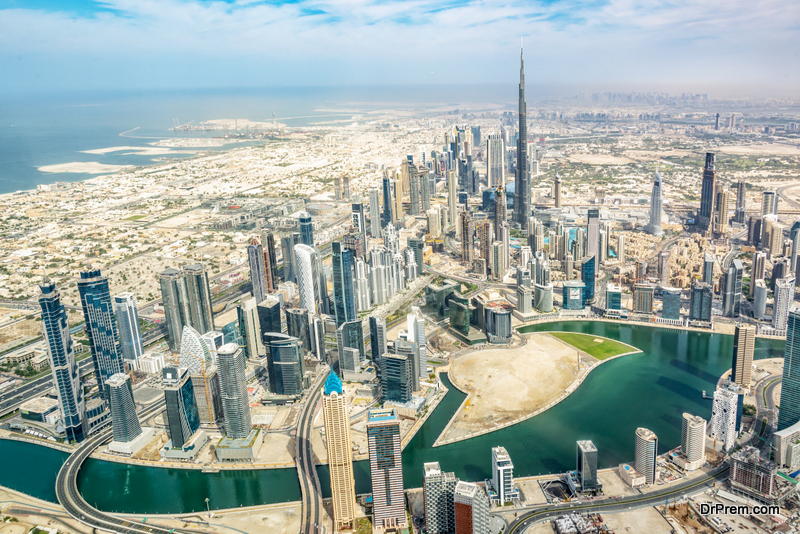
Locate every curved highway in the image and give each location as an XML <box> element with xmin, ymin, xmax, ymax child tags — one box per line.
<box><xmin>55</xmin><ymin>399</ymin><xmax>183</xmax><ymax>534</ymax></box>
<box><xmin>506</xmin><ymin>465</ymin><xmax>730</xmax><ymax>533</ymax></box>
<box><xmin>296</xmin><ymin>368</ymin><xmax>330</xmax><ymax>534</ymax></box>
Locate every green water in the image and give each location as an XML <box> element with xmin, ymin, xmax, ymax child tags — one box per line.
<box><xmin>0</xmin><ymin>322</ymin><xmax>785</xmax><ymax>513</ymax></box>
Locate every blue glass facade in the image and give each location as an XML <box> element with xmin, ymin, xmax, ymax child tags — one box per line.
<box><xmin>582</xmin><ymin>256</ymin><xmax>596</xmax><ymax>303</ymax></box>
<box><xmin>78</xmin><ymin>268</ymin><xmax>124</xmax><ymax>400</ymax></box>
<box><xmin>300</xmin><ymin>212</ymin><xmax>314</xmax><ymax>247</ymax></box>
<box><xmin>332</xmin><ymin>242</ymin><xmax>356</xmax><ymax>327</ymax></box>
<box><xmin>778</xmin><ymin>308</ymin><xmax>800</xmax><ymax>431</ymax></box>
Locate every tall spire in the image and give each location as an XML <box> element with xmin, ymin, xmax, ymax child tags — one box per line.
<box><xmin>513</xmin><ymin>45</ymin><xmax>530</xmax><ymax>226</ymax></box>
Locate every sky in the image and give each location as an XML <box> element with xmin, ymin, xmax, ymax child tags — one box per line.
<box><xmin>0</xmin><ymin>0</ymin><xmax>798</xmax><ymax>95</ymax></box>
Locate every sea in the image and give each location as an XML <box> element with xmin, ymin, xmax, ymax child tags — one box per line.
<box><xmin>0</xmin><ymin>84</ymin><xmax>521</xmax><ymax>196</ymax></box>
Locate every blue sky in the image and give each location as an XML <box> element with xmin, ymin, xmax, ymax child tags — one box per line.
<box><xmin>0</xmin><ymin>0</ymin><xmax>797</xmax><ymax>94</ymax></box>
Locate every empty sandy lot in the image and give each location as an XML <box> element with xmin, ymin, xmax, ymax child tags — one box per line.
<box><xmin>569</xmin><ymin>154</ymin><xmax>634</xmax><ymax>165</ymax></box>
<box><xmin>717</xmin><ymin>144</ymin><xmax>800</xmax><ymax>156</ymax></box>
<box><xmin>441</xmin><ymin>334</ymin><xmax>582</xmax><ymax>443</ymax></box>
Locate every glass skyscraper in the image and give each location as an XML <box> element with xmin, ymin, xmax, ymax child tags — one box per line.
<box><xmin>582</xmin><ymin>255</ymin><xmax>596</xmax><ymax>303</ymax></box>
<box><xmin>113</xmin><ymin>292</ymin><xmax>143</xmax><ymax>364</ymax></box>
<box><xmin>332</xmin><ymin>242</ymin><xmax>356</xmax><ymax>327</ymax></box>
<box><xmin>78</xmin><ymin>267</ymin><xmax>124</xmax><ymax>399</ymax></box>
<box><xmin>107</xmin><ymin>373</ymin><xmax>142</xmax><ymax>443</ymax></box>
<box><xmin>217</xmin><ymin>343</ymin><xmax>252</xmax><ymax>439</ymax></box>
<box><xmin>299</xmin><ymin>211</ymin><xmax>314</xmax><ymax>246</ymax></box>
<box><xmin>163</xmin><ymin>366</ymin><xmax>200</xmax><ymax>448</ymax></box>
<box><xmin>39</xmin><ymin>276</ymin><xmax>87</xmax><ymax>443</ymax></box>
<box><xmin>264</xmin><ymin>333</ymin><xmax>305</xmax><ymax>396</ymax></box>
<box><xmin>778</xmin><ymin>307</ymin><xmax>800</xmax><ymax>431</ymax></box>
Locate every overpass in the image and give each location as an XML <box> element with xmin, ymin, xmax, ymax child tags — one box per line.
<box><xmin>296</xmin><ymin>368</ymin><xmax>330</xmax><ymax>534</ymax></box>
<box><xmin>54</xmin><ymin>399</ymin><xmax>192</xmax><ymax>534</ymax></box>
<box><xmin>505</xmin><ymin>465</ymin><xmax>730</xmax><ymax>533</ymax></box>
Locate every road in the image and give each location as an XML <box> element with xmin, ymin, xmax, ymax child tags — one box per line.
<box><xmin>54</xmin><ymin>399</ymin><xmax>195</xmax><ymax>534</ymax></box>
<box><xmin>296</xmin><ymin>368</ymin><xmax>330</xmax><ymax>534</ymax></box>
<box><xmin>505</xmin><ymin>466</ymin><xmax>730</xmax><ymax>533</ymax></box>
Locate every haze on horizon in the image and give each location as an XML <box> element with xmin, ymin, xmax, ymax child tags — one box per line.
<box><xmin>0</xmin><ymin>0</ymin><xmax>798</xmax><ymax>98</ymax></box>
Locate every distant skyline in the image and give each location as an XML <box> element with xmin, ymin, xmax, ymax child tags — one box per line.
<box><xmin>0</xmin><ymin>0</ymin><xmax>798</xmax><ymax>95</ymax></box>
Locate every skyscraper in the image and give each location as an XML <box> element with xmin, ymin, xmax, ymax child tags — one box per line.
<box><xmin>721</xmin><ymin>259</ymin><xmax>743</xmax><ymax>318</ymax></box>
<box><xmin>711</xmin><ymin>384</ymin><xmax>739</xmax><ymax>450</ymax></box>
<box><xmin>486</xmin><ymin>133</ymin><xmax>504</xmax><ymax>187</ymax></box>
<box><xmin>337</xmin><ymin>320</ymin><xmax>365</xmax><ymax>370</ymax></box>
<box><xmin>280</xmin><ymin>233</ymin><xmax>300</xmax><ymax>283</ymax></box>
<box><xmin>699</xmin><ymin>152</ymin><xmax>716</xmax><ymax>233</ymax></box>
<box><xmin>703</xmin><ymin>253</ymin><xmax>715</xmax><ymax>285</ymax></box>
<box><xmin>163</xmin><ymin>366</ymin><xmax>200</xmax><ymax>448</ymax></box>
<box><xmin>460</xmin><ymin>210</ymin><xmax>474</xmax><ymax>265</ymax></box>
<box><xmin>217</xmin><ymin>343</ymin><xmax>251</xmax><ymax>439</ymax></box>
<box><xmin>369</xmin><ymin>188</ymin><xmax>382</xmax><ymax>238</ymax></box>
<box><xmin>491</xmin><ymin>446</ymin><xmax>516</xmax><ymax>504</ymax></box>
<box><xmin>732</xmin><ymin>324</ymin><xmax>755</xmax><ymax>388</ymax></box>
<box><xmin>332</xmin><ymin>242</ymin><xmax>356</xmax><ymax>327</ymax></box>
<box><xmin>454</xmin><ymin>481</ymin><xmax>490</xmax><ymax>534</ymax></box>
<box><xmin>576</xmin><ymin>440</ymin><xmax>598</xmax><ymax>492</ymax></box>
<box><xmin>408</xmin><ymin>307</ymin><xmax>426</xmax><ymax>380</ymax></box>
<box><xmin>779</xmin><ymin>306</ymin><xmax>800</xmax><ymax>431</ymax></box>
<box><xmin>586</xmin><ymin>209</ymin><xmax>600</xmax><ymax>259</ymax></box>
<box><xmin>261</xmin><ymin>230</ymin><xmax>278</xmax><ymax>291</ymax></box>
<box><xmin>681</xmin><ymin>413</ymin><xmax>707</xmax><ymax>470</ymax></box>
<box><xmin>448</xmin><ymin>170</ymin><xmax>457</xmax><ymax>230</ymax></box>
<box><xmin>634</xmin><ymin>427</ymin><xmax>658</xmax><ymax>485</ymax></box>
<box><xmin>248</xmin><ymin>238</ymin><xmax>268</xmax><ymax>304</ymax></box>
<box><xmin>423</xmin><ymin>462</ymin><xmax>458</xmax><ymax>534</ymax></box>
<box><xmin>264</xmin><ymin>333</ymin><xmax>305</xmax><ymax>396</ymax></box>
<box><xmin>645</xmin><ymin>171</ymin><xmax>663</xmax><ymax>236</ymax></box>
<box><xmin>734</xmin><ymin>178</ymin><xmax>747</xmax><ymax>224</ymax></box>
<box><xmin>106</xmin><ymin>373</ymin><xmax>142</xmax><ymax>444</ymax></box>
<box><xmin>299</xmin><ymin>211</ymin><xmax>314</xmax><ymax>246</ymax></box>
<box><xmin>179</xmin><ymin>325</ymin><xmax>213</xmax><ymax>375</ymax></box>
<box><xmin>762</xmin><ymin>191</ymin><xmax>777</xmax><ymax>217</ymax></box>
<box><xmin>182</xmin><ymin>264</ymin><xmax>214</xmax><ymax>335</ymax></box>
<box><xmin>237</xmin><ymin>297</ymin><xmax>264</xmax><ymax>360</ymax></box>
<box><xmin>512</xmin><ymin>48</ymin><xmax>530</xmax><ymax>226</ymax></box>
<box><xmin>322</xmin><ymin>373</ymin><xmax>357</xmax><ymax>531</ymax></box>
<box><xmin>381</xmin><ymin>353</ymin><xmax>412</xmax><ymax>403</ymax></box>
<box><xmin>113</xmin><ymin>292</ymin><xmax>143</xmax><ymax>365</ymax></box>
<box><xmin>369</xmin><ymin>315</ymin><xmax>388</xmax><ymax>363</ymax></box>
<box><xmin>294</xmin><ymin>244</ymin><xmax>320</xmax><ymax>314</ymax></box>
<box><xmin>582</xmin><ymin>255</ymin><xmax>596</xmax><ymax>303</ymax></box>
<box><xmin>774</xmin><ymin>278</ymin><xmax>796</xmax><ymax>331</ymax></box>
<box><xmin>159</xmin><ymin>269</ymin><xmax>191</xmax><ymax>348</ymax></box>
<box><xmin>367</xmin><ymin>409</ymin><xmax>407</xmax><ymax>532</ymax></box>
<box><xmin>39</xmin><ymin>276</ymin><xmax>87</xmax><ymax>442</ymax></box>
<box><xmin>409</xmin><ymin>168</ymin><xmax>421</xmax><ymax>215</ymax></box>
<box><xmin>554</xmin><ymin>174</ymin><xmax>562</xmax><ymax>209</ymax></box>
<box><xmin>257</xmin><ymin>297</ymin><xmax>282</xmax><ymax>334</ymax></box>
<box><xmin>716</xmin><ymin>188</ymin><xmax>729</xmax><ymax>235</ymax></box>
<box><xmin>78</xmin><ymin>266</ymin><xmax>124</xmax><ymax>399</ymax></box>
<box><xmin>382</xmin><ymin>170</ymin><xmax>396</xmax><ymax>228</ymax></box>
<box><xmin>690</xmin><ymin>281</ymin><xmax>713</xmax><ymax>322</ymax></box>
<box><xmin>750</xmin><ymin>251</ymin><xmax>766</xmax><ymax>298</ymax></box>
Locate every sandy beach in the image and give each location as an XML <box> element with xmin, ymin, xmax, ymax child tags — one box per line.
<box><xmin>37</xmin><ymin>162</ymin><xmax>132</xmax><ymax>174</ymax></box>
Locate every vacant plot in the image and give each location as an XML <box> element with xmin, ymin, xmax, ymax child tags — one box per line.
<box><xmin>549</xmin><ymin>332</ymin><xmax>635</xmax><ymax>360</ymax></box>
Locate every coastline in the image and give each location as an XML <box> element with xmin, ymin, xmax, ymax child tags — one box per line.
<box><xmin>433</xmin><ymin>333</ymin><xmax>641</xmax><ymax>447</ymax></box>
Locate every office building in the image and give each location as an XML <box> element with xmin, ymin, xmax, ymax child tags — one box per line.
<box><xmin>216</xmin><ymin>343</ymin><xmax>251</xmax><ymax>439</ymax></box>
<box><xmin>750</xmin><ymin>252</ymin><xmax>766</xmax><ymax>297</ymax></box>
<box><xmin>369</xmin><ymin>316</ymin><xmax>388</xmax><ymax>365</ymax></box>
<box><xmin>179</xmin><ymin>325</ymin><xmax>213</xmax><ymax>375</ymax></box>
<box><xmin>163</xmin><ymin>366</ymin><xmax>200</xmax><ymax>448</ymax></box>
<box><xmin>634</xmin><ymin>427</ymin><xmax>658</xmax><ymax>485</ymax></box>
<box><xmin>734</xmin><ymin>178</ymin><xmax>747</xmax><ymax>224</ymax></box>
<box><xmin>576</xmin><ymin>440</ymin><xmax>598</xmax><ymax>492</ymax></box>
<box><xmin>512</xmin><ymin>48</ymin><xmax>530</xmax><ymax>226</ymax></box>
<box><xmin>323</xmin><ymin>373</ymin><xmax>357</xmax><ymax>531</ymax></box>
<box><xmin>645</xmin><ymin>171</ymin><xmax>663</xmax><ymax>236</ymax></box>
<box><xmin>264</xmin><ymin>333</ymin><xmax>305</xmax><ymax>396</ymax></box>
<box><xmin>679</xmin><ymin>413</ymin><xmax>706</xmax><ymax>471</ymax></box>
<box><xmin>261</xmin><ymin>230</ymin><xmax>278</xmax><ymax>292</ymax></box>
<box><xmin>78</xmin><ymin>267</ymin><xmax>125</xmax><ymax>399</ymax></box>
<box><xmin>711</xmin><ymin>385</ymin><xmax>739</xmax><ymax>451</ymax></box>
<box><xmin>113</xmin><ymin>292</ymin><xmax>143</xmax><ymax>365</ymax></box>
<box><xmin>491</xmin><ymin>446</ymin><xmax>517</xmax><ymax>504</ymax></box>
<box><xmin>460</xmin><ymin>210</ymin><xmax>474</xmax><ymax>264</ymax></box>
<box><xmin>106</xmin><ymin>373</ymin><xmax>142</xmax><ymax>443</ymax></box>
<box><xmin>280</xmin><ymin>233</ymin><xmax>300</xmax><ymax>283</ymax></box>
<box><xmin>369</xmin><ymin>188</ymin><xmax>382</xmax><ymax>238</ymax></box>
<box><xmin>295</xmin><ymin>244</ymin><xmax>320</xmax><ymax>314</ymax></box>
<box><xmin>605</xmin><ymin>284</ymin><xmax>622</xmax><ymax>313</ymax></box>
<box><xmin>423</xmin><ymin>462</ymin><xmax>458</xmax><ymax>534</ymax></box>
<box><xmin>367</xmin><ymin>409</ymin><xmax>407</xmax><ymax>533</ymax></box>
<box><xmin>39</xmin><ymin>277</ymin><xmax>86</xmax><ymax>442</ymax></box>
<box><xmin>716</xmin><ymin>188</ymin><xmax>729</xmax><ymax>234</ymax></box>
<box><xmin>381</xmin><ymin>353</ymin><xmax>412</xmax><ymax>403</ymax></box>
<box><xmin>732</xmin><ymin>324</ymin><xmax>756</xmax><ymax>388</ymax></box>
<box><xmin>408</xmin><ymin>307</ymin><xmax>426</xmax><ymax>376</ymax></box>
<box><xmin>634</xmin><ymin>284</ymin><xmax>655</xmax><ymax>314</ymax></box>
<box><xmin>774</xmin><ymin>278</ymin><xmax>796</xmax><ymax>331</ymax></box>
<box><xmin>454</xmin><ymin>481</ymin><xmax>490</xmax><ymax>534</ymax></box>
<box><xmin>248</xmin><ymin>239</ymin><xmax>268</xmax><ymax>304</ymax></box>
<box><xmin>257</xmin><ymin>297</ymin><xmax>282</xmax><ymax>335</ymax></box>
<box><xmin>762</xmin><ymin>191</ymin><xmax>777</xmax><ymax>217</ymax></box>
<box><xmin>237</xmin><ymin>297</ymin><xmax>264</xmax><ymax>360</ymax></box>
<box><xmin>721</xmin><ymin>259</ymin><xmax>743</xmax><ymax>318</ymax></box>
<box><xmin>661</xmin><ymin>287</ymin><xmax>681</xmax><ymax>320</ymax></box>
<box><xmin>486</xmin><ymin>134</ymin><xmax>504</xmax><ymax>188</ymax></box>
<box><xmin>702</xmin><ymin>253</ymin><xmax>715</xmax><ymax>285</ymax></box>
<box><xmin>554</xmin><ymin>174</ymin><xmax>562</xmax><ymax>208</ymax></box>
<box><xmin>778</xmin><ymin>307</ymin><xmax>800</xmax><ymax>431</ymax></box>
<box><xmin>689</xmin><ymin>281</ymin><xmax>713</xmax><ymax>322</ymax></box>
<box><xmin>337</xmin><ymin>320</ymin><xmax>365</xmax><ymax>365</ymax></box>
<box><xmin>299</xmin><ymin>211</ymin><xmax>314</xmax><ymax>246</ymax></box>
<box><xmin>352</xmin><ymin>200</ymin><xmax>368</xmax><ymax>252</ymax></box>
<box><xmin>587</xmin><ymin>209</ymin><xmax>600</xmax><ymax>259</ymax></box>
<box><xmin>191</xmin><ymin>365</ymin><xmax>222</xmax><ymax>425</ymax></box>
<box><xmin>657</xmin><ymin>250</ymin><xmax>670</xmax><ymax>286</ymax></box>
<box><xmin>182</xmin><ymin>264</ymin><xmax>214</xmax><ymax>335</ymax></box>
<box><xmin>699</xmin><ymin>152</ymin><xmax>716</xmax><ymax>233</ymax></box>
<box><xmin>582</xmin><ymin>255</ymin><xmax>596</xmax><ymax>303</ymax></box>
<box><xmin>332</xmin><ymin>242</ymin><xmax>356</xmax><ymax>327</ymax></box>
<box><xmin>562</xmin><ymin>281</ymin><xmax>586</xmax><ymax>310</ymax></box>
<box><xmin>753</xmin><ymin>280</ymin><xmax>768</xmax><ymax>320</ymax></box>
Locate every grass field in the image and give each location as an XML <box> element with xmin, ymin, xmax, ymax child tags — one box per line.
<box><xmin>549</xmin><ymin>332</ymin><xmax>636</xmax><ymax>360</ymax></box>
